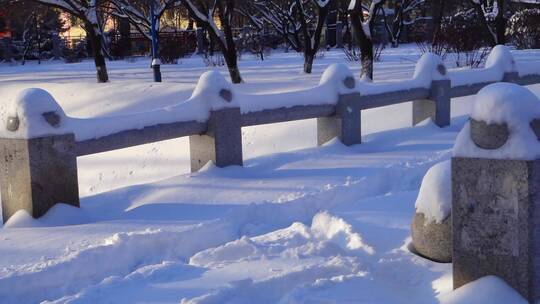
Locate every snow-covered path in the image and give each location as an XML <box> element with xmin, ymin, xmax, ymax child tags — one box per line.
<box><xmin>0</xmin><ymin>47</ymin><xmax>538</xmax><ymax>303</ymax></box>
<box><xmin>0</xmin><ymin>120</ymin><xmax>458</xmax><ymax>303</ymax></box>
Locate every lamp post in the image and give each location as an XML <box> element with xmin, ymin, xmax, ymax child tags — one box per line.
<box><xmin>150</xmin><ymin>1</ymin><xmax>161</xmax><ymax>82</ymax></box>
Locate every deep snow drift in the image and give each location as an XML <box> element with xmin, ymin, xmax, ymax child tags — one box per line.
<box><xmin>0</xmin><ymin>46</ymin><xmax>538</xmax><ymax>303</ymax></box>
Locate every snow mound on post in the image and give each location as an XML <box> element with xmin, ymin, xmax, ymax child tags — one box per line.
<box><xmin>415</xmin><ymin>160</ymin><xmax>451</xmax><ymax>223</ymax></box>
<box><xmin>319</xmin><ymin>63</ymin><xmax>357</xmax><ymax>95</ymax></box>
<box><xmin>189</xmin><ymin>211</ymin><xmax>374</xmax><ymax>268</ymax></box>
<box><xmin>439</xmin><ymin>276</ymin><xmax>527</xmax><ymax>304</ymax></box>
<box><xmin>485</xmin><ymin>45</ymin><xmax>517</xmax><ymax>74</ymax></box>
<box><xmin>413</xmin><ymin>53</ymin><xmax>448</xmax><ymax>86</ymax></box>
<box><xmin>0</xmin><ymin>88</ymin><xmax>70</xmax><ymax>139</ymax></box>
<box><xmin>453</xmin><ymin>83</ymin><xmax>540</xmax><ymax>160</ymax></box>
<box><xmin>190</xmin><ymin>70</ymin><xmax>237</xmax><ymax>111</ymax></box>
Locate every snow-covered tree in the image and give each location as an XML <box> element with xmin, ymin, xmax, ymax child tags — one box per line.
<box><xmin>30</xmin><ymin>0</ymin><xmax>109</xmax><ymax>82</ymax></box>
<box><xmin>468</xmin><ymin>0</ymin><xmax>508</xmax><ymax>46</ymax></box>
<box><xmin>238</xmin><ymin>0</ymin><xmax>304</xmax><ymax>52</ymax></box>
<box><xmin>296</xmin><ymin>0</ymin><xmax>336</xmax><ymax>73</ymax></box>
<box><xmin>507</xmin><ymin>8</ymin><xmax>540</xmax><ymax>49</ymax></box>
<box><xmin>384</xmin><ymin>0</ymin><xmax>428</xmax><ymax>47</ymax></box>
<box><xmin>109</xmin><ymin>0</ymin><xmax>183</xmax><ymax>64</ymax></box>
<box><xmin>241</xmin><ymin>0</ymin><xmax>335</xmax><ymax>73</ymax></box>
<box><xmin>349</xmin><ymin>0</ymin><xmax>386</xmax><ymax>81</ymax></box>
<box><xmin>109</xmin><ymin>0</ymin><xmax>181</xmax><ymax>42</ymax></box>
<box><xmin>183</xmin><ymin>0</ymin><xmax>242</xmax><ymax>83</ymax></box>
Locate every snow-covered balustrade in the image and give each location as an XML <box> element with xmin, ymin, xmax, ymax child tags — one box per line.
<box><xmin>449</xmin><ymin>45</ymin><xmax>540</xmax><ymax>98</ymax></box>
<box><xmin>0</xmin><ymin>46</ymin><xmax>539</xmax><ymax>224</ymax></box>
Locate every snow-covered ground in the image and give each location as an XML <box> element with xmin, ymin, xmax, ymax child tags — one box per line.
<box><xmin>0</xmin><ymin>46</ymin><xmax>538</xmax><ymax>303</ymax></box>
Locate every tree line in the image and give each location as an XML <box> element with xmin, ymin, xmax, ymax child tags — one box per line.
<box><xmin>1</xmin><ymin>0</ymin><xmax>538</xmax><ymax>84</ymax></box>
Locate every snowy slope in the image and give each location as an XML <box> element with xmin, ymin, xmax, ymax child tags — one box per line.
<box><xmin>0</xmin><ymin>46</ymin><xmax>538</xmax><ymax>303</ymax></box>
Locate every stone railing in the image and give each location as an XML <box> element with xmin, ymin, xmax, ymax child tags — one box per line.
<box><xmin>411</xmin><ymin>82</ymin><xmax>540</xmax><ymax>301</ymax></box>
<box><xmin>1</xmin><ymin>45</ymin><xmax>539</xmax><ymax>223</ymax></box>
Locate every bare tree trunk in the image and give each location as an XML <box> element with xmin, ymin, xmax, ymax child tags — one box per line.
<box><xmin>495</xmin><ymin>0</ymin><xmax>506</xmax><ymax>45</ymax></box>
<box><xmin>85</xmin><ymin>22</ymin><xmax>109</xmax><ymax>83</ymax></box>
<box><xmin>470</xmin><ymin>2</ymin><xmax>497</xmax><ymax>46</ymax></box>
<box><xmin>326</xmin><ymin>1</ymin><xmax>338</xmax><ymax>47</ymax></box>
<box><xmin>391</xmin><ymin>0</ymin><xmax>406</xmax><ymax>47</ymax></box>
<box><xmin>349</xmin><ymin>1</ymin><xmax>374</xmax><ymax>80</ymax></box>
<box><xmin>223</xmin><ymin>52</ymin><xmax>242</xmax><ymax>83</ymax></box>
<box><xmin>304</xmin><ymin>51</ymin><xmax>316</xmax><ymax>73</ymax></box>
<box><xmin>431</xmin><ymin>0</ymin><xmax>445</xmax><ymax>44</ymax></box>
<box><xmin>296</xmin><ymin>0</ymin><xmax>333</xmax><ymax>74</ymax></box>
<box><xmin>216</xmin><ymin>0</ymin><xmax>242</xmax><ymax>83</ymax></box>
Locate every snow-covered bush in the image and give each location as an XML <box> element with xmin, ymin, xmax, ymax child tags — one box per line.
<box><xmin>342</xmin><ymin>43</ymin><xmax>385</xmax><ymax>63</ymax></box>
<box><xmin>437</xmin><ymin>10</ymin><xmax>492</xmax><ymax>68</ymax></box>
<box><xmin>236</xmin><ymin>31</ymin><xmax>279</xmax><ymax>61</ymax></box>
<box><xmin>202</xmin><ymin>52</ymin><xmax>225</xmax><ymax>67</ymax></box>
<box><xmin>63</xmin><ymin>41</ymin><xmax>88</xmax><ymax>63</ymax></box>
<box><xmin>507</xmin><ymin>9</ymin><xmax>540</xmax><ymax>50</ymax></box>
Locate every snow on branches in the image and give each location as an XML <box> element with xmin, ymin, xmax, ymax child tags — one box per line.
<box><xmin>109</xmin><ymin>0</ymin><xmax>182</xmax><ymax>41</ymax></box>
<box><xmin>183</xmin><ymin>0</ymin><xmax>242</xmax><ymax>83</ymax></box>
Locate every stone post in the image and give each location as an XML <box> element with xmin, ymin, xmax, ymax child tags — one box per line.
<box><xmin>317</xmin><ymin>92</ymin><xmax>362</xmax><ymax>146</ymax></box>
<box><xmin>189</xmin><ymin>107</ymin><xmax>243</xmax><ymax>172</ymax></box>
<box><xmin>188</xmin><ymin>71</ymin><xmax>242</xmax><ymax>172</ymax></box>
<box><xmin>196</xmin><ymin>28</ymin><xmax>205</xmax><ymax>54</ymax></box>
<box><xmin>0</xmin><ymin>89</ymin><xmax>79</xmax><ymax>224</ymax></box>
<box><xmin>452</xmin><ymin>83</ymin><xmax>540</xmax><ymax>302</ymax></box>
<box><xmin>412</xmin><ymin>57</ymin><xmax>451</xmax><ymax>127</ymax></box>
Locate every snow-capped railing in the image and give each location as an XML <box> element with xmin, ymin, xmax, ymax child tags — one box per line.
<box><xmin>0</xmin><ymin>45</ymin><xmax>539</xmax><ymax>223</ymax></box>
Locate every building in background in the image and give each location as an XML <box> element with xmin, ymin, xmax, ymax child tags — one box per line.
<box><xmin>0</xmin><ymin>10</ymin><xmax>12</xmax><ymax>39</ymax></box>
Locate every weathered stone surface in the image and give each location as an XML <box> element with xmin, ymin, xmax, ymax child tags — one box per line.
<box><xmin>190</xmin><ymin>107</ymin><xmax>243</xmax><ymax>172</ymax></box>
<box><xmin>411</xmin><ymin>212</ymin><xmax>452</xmax><ymax>263</ymax></box>
<box><xmin>412</xmin><ymin>80</ymin><xmax>451</xmax><ymax>127</ymax></box>
<box><xmin>412</xmin><ymin>99</ymin><xmax>436</xmax><ymax>125</ymax></box>
<box><xmin>470</xmin><ymin>119</ymin><xmax>509</xmax><ymax>150</ymax></box>
<box><xmin>6</xmin><ymin>116</ymin><xmax>19</xmax><ymax>132</ymax></box>
<box><xmin>242</xmin><ymin>105</ymin><xmax>334</xmax><ymax>127</ymax></box>
<box><xmin>452</xmin><ymin>157</ymin><xmax>540</xmax><ymax>302</ymax></box>
<box><xmin>0</xmin><ymin>134</ymin><xmax>79</xmax><ymax>223</ymax></box>
<box><xmin>76</xmin><ymin>120</ymin><xmax>206</xmax><ymax>156</ymax></box>
<box><xmin>317</xmin><ymin>93</ymin><xmax>361</xmax><ymax>146</ymax></box>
